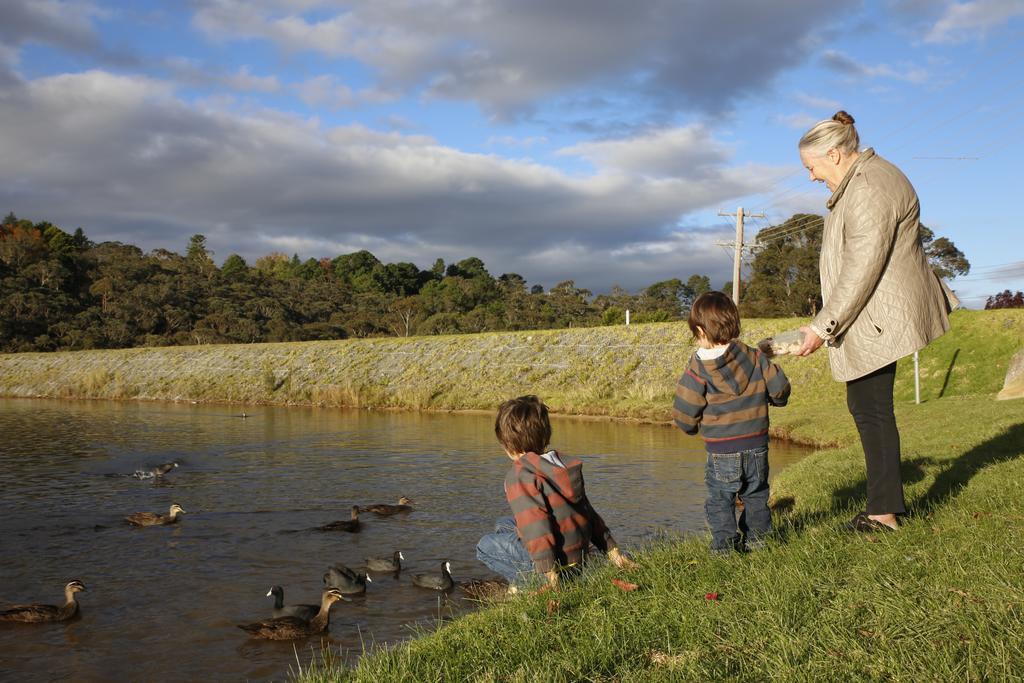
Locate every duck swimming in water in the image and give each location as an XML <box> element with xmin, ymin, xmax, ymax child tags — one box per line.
<box><xmin>323</xmin><ymin>564</ymin><xmax>372</xmax><ymax>594</ymax></box>
<box><xmin>131</xmin><ymin>461</ymin><xmax>178</xmax><ymax>479</ymax></box>
<box><xmin>365</xmin><ymin>551</ymin><xmax>403</xmax><ymax>574</ymax></box>
<box><xmin>266</xmin><ymin>585</ymin><xmax>319</xmax><ymax>621</ymax></box>
<box><xmin>358</xmin><ymin>497</ymin><xmax>413</xmax><ymax>516</ymax></box>
<box><xmin>458</xmin><ymin>578</ymin><xmax>510</xmax><ymax>602</ymax></box>
<box><xmin>125</xmin><ymin>503</ymin><xmax>185</xmax><ymax>527</ymax></box>
<box><xmin>152</xmin><ymin>461</ymin><xmax>179</xmax><ymax>476</ymax></box>
<box><xmin>315</xmin><ymin>505</ymin><xmax>360</xmax><ymax>532</ymax></box>
<box><xmin>238</xmin><ymin>588</ymin><xmax>347</xmax><ymax>640</ymax></box>
<box><xmin>0</xmin><ymin>580</ymin><xmax>86</xmax><ymax>623</ymax></box>
<box><xmin>412</xmin><ymin>561</ymin><xmax>454</xmax><ymax>591</ymax></box>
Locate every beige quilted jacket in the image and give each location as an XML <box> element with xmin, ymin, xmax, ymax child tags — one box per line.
<box><xmin>812</xmin><ymin>148</ymin><xmax>956</xmax><ymax>382</ymax></box>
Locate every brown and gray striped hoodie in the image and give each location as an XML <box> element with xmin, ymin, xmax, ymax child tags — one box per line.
<box><xmin>672</xmin><ymin>340</ymin><xmax>791</xmax><ymax>454</ymax></box>
<box><xmin>504</xmin><ymin>450</ymin><xmax>617</xmax><ymax>573</ymax></box>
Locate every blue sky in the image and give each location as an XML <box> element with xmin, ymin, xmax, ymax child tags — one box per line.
<box><xmin>1</xmin><ymin>0</ymin><xmax>1022</xmax><ymax>307</ymax></box>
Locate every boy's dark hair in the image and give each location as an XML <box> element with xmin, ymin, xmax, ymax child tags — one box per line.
<box><xmin>495</xmin><ymin>395</ymin><xmax>552</xmax><ymax>455</ymax></box>
<box><xmin>688</xmin><ymin>291</ymin><xmax>741</xmax><ymax>344</ymax></box>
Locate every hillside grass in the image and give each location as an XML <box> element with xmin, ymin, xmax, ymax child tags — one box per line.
<box><xmin>0</xmin><ymin>310</ymin><xmax>1020</xmax><ymax>446</ymax></box>
<box><xmin>2</xmin><ymin>309</ymin><xmax>1022</xmax><ymax>680</ymax></box>
<box><xmin>294</xmin><ymin>373</ymin><xmax>1024</xmax><ymax>682</ymax></box>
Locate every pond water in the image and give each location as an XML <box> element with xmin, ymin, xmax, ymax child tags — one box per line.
<box><xmin>0</xmin><ymin>398</ymin><xmax>811</xmax><ymax>682</ymax></box>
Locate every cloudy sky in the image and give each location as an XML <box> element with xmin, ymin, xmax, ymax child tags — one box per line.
<box><xmin>2</xmin><ymin>0</ymin><xmax>1022</xmax><ymax>305</ymax></box>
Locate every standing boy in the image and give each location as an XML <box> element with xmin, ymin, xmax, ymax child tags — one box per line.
<box><xmin>476</xmin><ymin>395</ymin><xmax>635</xmax><ymax>588</ymax></box>
<box><xmin>673</xmin><ymin>291</ymin><xmax>791</xmax><ymax>553</ymax></box>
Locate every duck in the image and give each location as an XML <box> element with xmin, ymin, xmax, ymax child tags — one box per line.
<box><xmin>152</xmin><ymin>461</ymin><xmax>179</xmax><ymax>477</ymax></box>
<box><xmin>458</xmin><ymin>578</ymin><xmax>510</xmax><ymax>602</ymax></box>
<box><xmin>315</xmin><ymin>505</ymin><xmax>360</xmax><ymax>532</ymax></box>
<box><xmin>365</xmin><ymin>551</ymin><xmax>404</xmax><ymax>574</ymax></box>
<box><xmin>238</xmin><ymin>588</ymin><xmax>347</xmax><ymax>640</ymax></box>
<box><xmin>358</xmin><ymin>497</ymin><xmax>414</xmax><ymax>516</ymax></box>
<box><xmin>0</xmin><ymin>580</ymin><xmax>86</xmax><ymax>623</ymax></box>
<box><xmin>411</xmin><ymin>561</ymin><xmax>454</xmax><ymax>591</ymax></box>
<box><xmin>125</xmin><ymin>503</ymin><xmax>186</xmax><ymax>527</ymax></box>
<box><xmin>266</xmin><ymin>585</ymin><xmax>319</xmax><ymax>621</ymax></box>
<box><xmin>322</xmin><ymin>564</ymin><xmax>372</xmax><ymax>594</ymax></box>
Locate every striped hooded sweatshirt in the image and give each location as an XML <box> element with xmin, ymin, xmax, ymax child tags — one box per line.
<box><xmin>504</xmin><ymin>451</ymin><xmax>617</xmax><ymax>573</ymax></box>
<box><xmin>672</xmin><ymin>340</ymin><xmax>791</xmax><ymax>454</ymax></box>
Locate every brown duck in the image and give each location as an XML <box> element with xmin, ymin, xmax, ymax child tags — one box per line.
<box><xmin>238</xmin><ymin>588</ymin><xmax>347</xmax><ymax>640</ymax></box>
<box><xmin>316</xmin><ymin>505</ymin><xmax>360</xmax><ymax>532</ymax></box>
<box><xmin>459</xmin><ymin>578</ymin><xmax>510</xmax><ymax>602</ymax></box>
<box><xmin>151</xmin><ymin>461</ymin><xmax>179</xmax><ymax>476</ymax></box>
<box><xmin>358</xmin><ymin>497</ymin><xmax>413</xmax><ymax>516</ymax></box>
<box><xmin>0</xmin><ymin>580</ymin><xmax>86</xmax><ymax>623</ymax></box>
<box><xmin>125</xmin><ymin>503</ymin><xmax>185</xmax><ymax>527</ymax></box>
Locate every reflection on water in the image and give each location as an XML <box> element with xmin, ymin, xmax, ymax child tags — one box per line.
<box><xmin>0</xmin><ymin>398</ymin><xmax>810</xmax><ymax>682</ymax></box>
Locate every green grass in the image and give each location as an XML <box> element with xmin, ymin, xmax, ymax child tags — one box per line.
<box><xmin>1</xmin><ymin>310</ymin><xmax>1022</xmax><ymax>680</ymax></box>
<box><xmin>287</xmin><ymin>310</ymin><xmax>1024</xmax><ymax>682</ymax></box>
<box><xmin>296</xmin><ymin>397</ymin><xmax>1024</xmax><ymax>683</ymax></box>
<box><xmin>0</xmin><ymin>310</ymin><xmax>1019</xmax><ymax>432</ymax></box>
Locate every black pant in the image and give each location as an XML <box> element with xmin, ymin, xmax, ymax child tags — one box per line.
<box><xmin>846</xmin><ymin>362</ymin><xmax>906</xmax><ymax>515</ymax></box>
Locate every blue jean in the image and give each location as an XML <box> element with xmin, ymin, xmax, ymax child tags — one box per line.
<box><xmin>476</xmin><ymin>517</ymin><xmax>534</xmax><ymax>585</ymax></box>
<box><xmin>705</xmin><ymin>446</ymin><xmax>771</xmax><ymax>552</ymax></box>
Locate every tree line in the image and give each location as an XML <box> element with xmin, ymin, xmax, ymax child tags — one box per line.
<box><xmin>0</xmin><ymin>212</ymin><xmax>976</xmax><ymax>354</ymax></box>
<box><xmin>0</xmin><ymin>213</ymin><xmax>717</xmax><ymax>352</ymax></box>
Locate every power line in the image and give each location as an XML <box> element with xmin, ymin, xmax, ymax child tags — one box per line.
<box><xmin>749</xmin><ymin>97</ymin><xmax>1024</xmax><ymax>247</ymax></box>
<box><xmin>747</xmin><ymin>39</ymin><xmax>1024</xmax><ymax>219</ymax></box>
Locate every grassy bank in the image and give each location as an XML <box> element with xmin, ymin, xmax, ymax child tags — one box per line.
<box><xmin>2</xmin><ymin>310</ymin><xmax>1021</xmax><ymax>680</ymax></box>
<box><xmin>0</xmin><ymin>310</ymin><xmax>1020</xmax><ymax>446</ymax></box>
<box><xmin>289</xmin><ymin>315</ymin><xmax>1024</xmax><ymax>681</ymax></box>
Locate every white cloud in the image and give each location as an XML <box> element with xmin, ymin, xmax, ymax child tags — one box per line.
<box><xmin>295</xmin><ymin>74</ymin><xmax>354</xmax><ymax>109</ymax></box>
<box><xmin>821</xmin><ymin>50</ymin><xmax>929</xmax><ymax>83</ymax></box>
<box><xmin>558</xmin><ymin>126</ymin><xmax>734</xmax><ymax>180</ymax></box>
<box><xmin>775</xmin><ymin>113</ymin><xmax>821</xmax><ymax>130</ymax></box>
<box><xmin>294</xmin><ymin>75</ymin><xmax>407</xmax><ymax>110</ymax></box>
<box><xmin>925</xmin><ymin>0</ymin><xmax>1024</xmax><ymax>42</ymax></box>
<box><xmin>0</xmin><ymin>0</ymin><xmax>100</xmax><ymax>53</ymax></box>
<box><xmin>0</xmin><ymin>68</ymin><xmax>784</xmax><ymax>290</ymax></box>
<box><xmin>226</xmin><ymin>66</ymin><xmax>280</xmax><ymax>93</ymax></box>
<box><xmin>794</xmin><ymin>92</ymin><xmax>841</xmax><ymax>111</ymax></box>
<box><xmin>486</xmin><ymin>135</ymin><xmax>550</xmax><ymax>149</ymax></box>
<box><xmin>190</xmin><ymin>0</ymin><xmax>844</xmax><ymax>118</ymax></box>
<box><xmin>166</xmin><ymin>58</ymin><xmax>281</xmax><ymax>93</ymax></box>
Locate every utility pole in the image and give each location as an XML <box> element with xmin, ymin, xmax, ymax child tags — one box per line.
<box><xmin>717</xmin><ymin>207</ymin><xmax>765</xmax><ymax>305</ymax></box>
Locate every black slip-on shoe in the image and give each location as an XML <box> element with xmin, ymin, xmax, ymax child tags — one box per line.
<box><xmin>842</xmin><ymin>512</ymin><xmax>896</xmax><ymax>533</ymax></box>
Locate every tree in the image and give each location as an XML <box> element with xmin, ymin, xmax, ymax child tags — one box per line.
<box><xmin>333</xmin><ymin>250</ymin><xmax>383</xmax><ymax>291</ymax></box>
<box><xmin>373</xmin><ymin>262</ymin><xmax>421</xmax><ymax>296</ymax></box>
<box><xmin>985</xmin><ymin>290</ymin><xmax>1024</xmax><ymax>309</ymax></box>
<box><xmin>743</xmin><ymin>215</ymin><xmax>970</xmax><ymax>318</ymax></box>
<box><xmin>546</xmin><ymin>280</ymin><xmax>594</xmax><ymax>327</ymax></box>
<box><xmin>640</xmin><ymin>279</ymin><xmax>686</xmax><ymax>318</ymax></box>
<box><xmin>387</xmin><ymin>295</ymin><xmax>425</xmax><ymax>336</ymax></box>
<box><xmin>686</xmin><ymin>274</ymin><xmax>711</xmax><ymax>300</ymax></box>
<box><xmin>743</xmin><ymin>214</ymin><xmax>824</xmax><ymax>317</ymax></box>
<box><xmin>186</xmin><ymin>234</ymin><xmax>217</xmax><ymax>280</ymax></box>
<box><xmin>221</xmin><ymin>254</ymin><xmax>249</xmax><ymax>281</ymax></box>
<box><xmin>254</xmin><ymin>252</ymin><xmax>295</xmax><ymax>280</ymax></box>
<box><xmin>920</xmin><ymin>225</ymin><xmax>970</xmax><ymax>279</ymax></box>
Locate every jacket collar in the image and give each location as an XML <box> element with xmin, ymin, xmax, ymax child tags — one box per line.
<box><xmin>826</xmin><ymin>147</ymin><xmax>875</xmax><ymax>210</ymax></box>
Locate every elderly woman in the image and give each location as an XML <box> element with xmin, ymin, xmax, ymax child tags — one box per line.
<box><xmin>795</xmin><ymin>111</ymin><xmax>956</xmax><ymax>532</ymax></box>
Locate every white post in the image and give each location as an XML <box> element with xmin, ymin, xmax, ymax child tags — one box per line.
<box><xmin>913</xmin><ymin>351</ymin><xmax>921</xmax><ymax>405</ymax></box>
<box><xmin>732</xmin><ymin>206</ymin><xmax>743</xmax><ymax>305</ymax></box>
<box><xmin>625</xmin><ymin>309</ymin><xmax>630</xmax><ymax>326</ymax></box>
